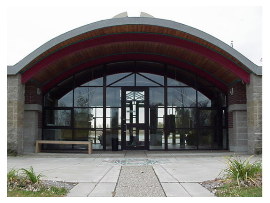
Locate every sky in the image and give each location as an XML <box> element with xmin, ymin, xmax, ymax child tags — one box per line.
<box><xmin>5</xmin><ymin>0</ymin><xmax>264</xmax><ymax>67</ymax></box>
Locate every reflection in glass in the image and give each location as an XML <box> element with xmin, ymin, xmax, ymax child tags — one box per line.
<box><xmin>45</xmin><ymin>110</ymin><xmax>71</xmax><ymax>126</ymax></box>
<box><xmin>136</xmin><ymin>74</ymin><xmax>160</xmax><ymax>86</ymax></box>
<box><xmin>106</xmin><ymin>108</ymin><xmax>121</xmax><ymax>128</ymax></box>
<box><xmin>44</xmin><ymin>91</ymin><xmax>73</xmax><ymax>107</ymax></box>
<box><xmin>43</xmin><ymin>129</ymin><xmax>72</xmax><ymax>141</ymax></box>
<box><xmin>74</xmin><ymin>108</ymin><xmax>91</xmax><ymax>128</ymax></box>
<box><xmin>103</xmin><ymin>129</ymin><xmax>121</xmax><ymax>150</ymax></box>
<box><xmin>126</xmin><ymin>128</ymin><xmax>145</xmax><ymax>147</ymax></box>
<box><xmin>140</xmin><ymin>73</ymin><xmax>164</xmax><ymax>85</ymax></box>
<box><xmin>149</xmin><ymin>129</ymin><xmax>165</xmax><ymax>150</ymax></box>
<box><xmin>106</xmin><ymin>88</ymin><xmax>121</xmax><ymax>107</ymax></box>
<box><xmin>107</xmin><ymin>73</ymin><xmax>130</xmax><ymax>86</ymax></box>
<box><xmin>167</xmin><ymin>108</ymin><xmax>196</xmax><ymax>128</ymax></box>
<box><xmin>197</xmin><ymin>92</ymin><xmax>211</xmax><ymax>107</ymax></box>
<box><xmin>111</xmin><ymin>74</ymin><xmax>135</xmax><ymax>86</ymax></box>
<box><xmin>74</xmin><ymin>87</ymin><xmax>103</xmax><ymax>107</ymax></box>
<box><xmin>199</xmin><ymin>110</ymin><xmax>216</xmax><ymax>126</ymax></box>
<box><xmin>198</xmin><ymin>129</ymin><xmax>214</xmax><ymax>149</ymax></box>
<box><xmin>149</xmin><ymin>88</ymin><xmax>164</xmax><ymax>107</ymax></box>
<box><xmin>42</xmin><ymin>129</ymin><xmax>73</xmax><ymax>150</ymax></box>
<box><xmin>168</xmin><ymin>130</ymin><xmax>197</xmax><ymax>149</ymax></box>
<box><xmin>168</xmin><ymin>88</ymin><xmax>196</xmax><ymax>107</ymax></box>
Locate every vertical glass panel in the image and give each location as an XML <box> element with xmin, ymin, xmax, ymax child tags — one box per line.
<box><xmin>126</xmin><ymin>128</ymin><xmax>145</xmax><ymax>147</ymax></box>
<box><xmin>140</xmin><ymin>73</ymin><xmax>164</xmax><ymax>85</ymax></box>
<box><xmin>199</xmin><ymin>110</ymin><xmax>216</xmax><ymax>126</ymax></box>
<box><xmin>42</xmin><ymin>129</ymin><xmax>73</xmax><ymax>150</ymax></box>
<box><xmin>92</xmin><ymin>108</ymin><xmax>103</xmax><ymax>117</ymax></box>
<box><xmin>111</xmin><ymin>74</ymin><xmax>135</xmax><ymax>86</ymax></box>
<box><xmin>43</xmin><ymin>129</ymin><xmax>73</xmax><ymax>141</ymax></box>
<box><xmin>106</xmin><ymin>108</ymin><xmax>121</xmax><ymax>128</ymax></box>
<box><xmin>136</xmin><ymin>74</ymin><xmax>160</xmax><ymax>86</ymax></box>
<box><xmin>149</xmin><ymin>129</ymin><xmax>165</xmax><ymax>150</ymax></box>
<box><xmin>198</xmin><ymin>129</ymin><xmax>214</xmax><ymax>149</ymax></box>
<box><xmin>173</xmin><ymin>129</ymin><xmax>197</xmax><ymax>149</ymax></box>
<box><xmin>197</xmin><ymin>92</ymin><xmax>212</xmax><ymax>107</ymax></box>
<box><xmin>74</xmin><ymin>108</ymin><xmax>91</xmax><ymax>128</ymax></box>
<box><xmin>74</xmin><ymin>87</ymin><xmax>103</xmax><ymax>107</ymax></box>
<box><xmin>107</xmin><ymin>73</ymin><xmax>130</xmax><ymax>86</ymax></box>
<box><xmin>95</xmin><ymin>118</ymin><xmax>103</xmax><ymax>128</ymax></box>
<box><xmin>45</xmin><ymin>110</ymin><xmax>71</xmax><ymax>126</ymax></box>
<box><xmin>44</xmin><ymin>90</ymin><xmax>73</xmax><ymax>107</ymax></box>
<box><xmin>167</xmin><ymin>132</ymin><xmax>180</xmax><ymax>149</ymax></box>
<box><xmin>168</xmin><ymin>88</ymin><xmax>196</xmax><ymax>107</ymax></box>
<box><xmin>167</xmin><ymin>108</ymin><xmax>196</xmax><ymax>128</ymax></box>
<box><xmin>139</xmin><ymin>107</ymin><xmax>145</xmax><ymax>123</ymax></box>
<box><xmin>149</xmin><ymin>88</ymin><xmax>164</xmax><ymax>107</ymax></box>
<box><xmin>106</xmin><ymin>88</ymin><xmax>121</xmax><ymax>107</ymax></box>
<box><xmin>89</xmin><ymin>130</ymin><xmax>103</xmax><ymax>149</ymax></box>
<box><xmin>150</xmin><ymin>108</ymin><xmax>164</xmax><ymax>129</ymax></box>
<box><xmin>222</xmin><ymin>129</ymin><xmax>227</xmax><ymax>149</ymax></box>
<box><xmin>105</xmin><ymin>129</ymin><xmax>121</xmax><ymax>150</ymax></box>
<box><xmin>74</xmin><ymin>129</ymin><xmax>89</xmax><ymax>141</ymax></box>
<box><xmin>81</xmin><ymin>77</ymin><xmax>103</xmax><ymax>86</ymax></box>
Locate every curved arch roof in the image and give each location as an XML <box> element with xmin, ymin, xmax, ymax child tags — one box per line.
<box><xmin>7</xmin><ymin>17</ymin><xmax>262</xmax><ymax>92</ymax></box>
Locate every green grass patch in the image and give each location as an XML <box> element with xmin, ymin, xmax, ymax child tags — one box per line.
<box><xmin>7</xmin><ymin>167</ymin><xmax>69</xmax><ymax>197</ymax></box>
<box><xmin>216</xmin><ymin>182</ymin><xmax>262</xmax><ymax>197</ymax></box>
<box><xmin>7</xmin><ymin>186</ymin><xmax>68</xmax><ymax>197</ymax></box>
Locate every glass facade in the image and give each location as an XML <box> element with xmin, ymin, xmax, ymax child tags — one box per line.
<box><xmin>43</xmin><ymin>62</ymin><xmax>227</xmax><ymax>151</ymax></box>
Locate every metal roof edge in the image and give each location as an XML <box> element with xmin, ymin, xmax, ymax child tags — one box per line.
<box><xmin>7</xmin><ymin>17</ymin><xmax>262</xmax><ymax>75</ymax></box>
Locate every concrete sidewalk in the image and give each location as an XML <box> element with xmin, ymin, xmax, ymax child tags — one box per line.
<box><xmin>7</xmin><ymin>151</ymin><xmax>261</xmax><ymax>197</ymax></box>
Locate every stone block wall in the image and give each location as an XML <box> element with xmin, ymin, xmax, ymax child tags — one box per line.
<box><xmin>228</xmin><ymin>82</ymin><xmax>248</xmax><ymax>152</ymax></box>
<box><xmin>23</xmin><ymin>82</ymin><xmax>43</xmax><ymax>153</ymax></box>
<box><xmin>246</xmin><ymin>74</ymin><xmax>262</xmax><ymax>154</ymax></box>
<box><xmin>7</xmin><ymin>75</ymin><xmax>25</xmax><ymax>154</ymax></box>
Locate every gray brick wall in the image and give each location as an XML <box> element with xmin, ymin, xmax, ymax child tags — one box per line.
<box><xmin>246</xmin><ymin>74</ymin><xmax>262</xmax><ymax>154</ymax></box>
<box><xmin>7</xmin><ymin>75</ymin><xmax>25</xmax><ymax>154</ymax></box>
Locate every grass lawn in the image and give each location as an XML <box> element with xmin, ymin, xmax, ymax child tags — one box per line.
<box><xmin>7</xmin><ymin>186</ymin><xmax>68</xmax><ymax>197</ymax></box>
<box><xmin>216</xmin><ymin>183</ymin><xmax>262</xmax><ymax>197</ymax></box>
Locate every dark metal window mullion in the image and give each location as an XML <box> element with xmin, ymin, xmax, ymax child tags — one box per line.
<box><xmin>103</xmin><ymin>65</ymin><xmax>107</xmax><ymax>150</ymax></box>
<box><xmin>164</xmin><ymin>65</ymin><xmax>168</xmax><ymax>150</ymax></box>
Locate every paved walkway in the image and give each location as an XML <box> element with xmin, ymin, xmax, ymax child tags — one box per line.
<box><xmin>7</xmin><ymin>151</ymin><xmax>261</xmax><ymax>197</ymax></box>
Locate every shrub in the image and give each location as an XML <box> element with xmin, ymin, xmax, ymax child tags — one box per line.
<box><xmin>221</xmin><ymin>156</ymin><xmax>262</xmax><ymax>186</ymax></box>
<box><xmin>7</xmin><ymin>169</ymin><xmax>19</xmax><ymax>182</ymax></box>
<box><xmin>20</xmin><ymin>166</ymin><xmax>43</xmax><ymax>184</ymax></box>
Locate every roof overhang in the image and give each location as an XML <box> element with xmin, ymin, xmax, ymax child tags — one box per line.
<box><xmin>7</xmin><ymin>17</ymin><xmax>262</xmax><ymax>92</ymax></box>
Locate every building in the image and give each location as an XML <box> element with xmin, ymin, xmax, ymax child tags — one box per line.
<box><xmin>7</xmin><ymin>14</ymin><xmax>262</xmax><ymax>154</ymax></box>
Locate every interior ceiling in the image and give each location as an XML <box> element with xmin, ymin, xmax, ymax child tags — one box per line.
<box><xmin>18</xmin><ymin>24</ymin><xmax>251</xmax><ymax>92</ymax></box>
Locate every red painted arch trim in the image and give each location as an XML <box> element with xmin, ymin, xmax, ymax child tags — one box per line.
<box><xmin>42</xmin><ymin>53</ymin><xmax>228</xmax><ymax>93</ymax></box>
<box><xmin>21</xmin><ymin>33</ymin><xmax>250</xmax><ymax>84</ymax></box>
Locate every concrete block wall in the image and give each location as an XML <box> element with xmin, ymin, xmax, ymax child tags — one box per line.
<box><xmin>246</xmin><ymin>74</ymin><xmax>262</xmax><ymax>154</ymax></box>
<box><xmin>228</xmin><ymin>82</ymin><xmax>248</xmax><ymax>152</ymax></box>
<box><xmin>228</xmin><ymin>109</ymin><xmax>248</xmax><ymax>152</ymax></box>
<box><xmin>23</xmin><ymin>82</ymin><xmax>43</xmax><ymax>153</ymax></box>
<box><xmin>7</xmin><ymin>75</ymin><xmax>25</xmax><ymax>154</ymax></box>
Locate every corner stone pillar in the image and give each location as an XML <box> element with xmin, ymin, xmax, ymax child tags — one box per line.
<box><xmin>7</xmin><ymin>74</ymin><xmax>25</xmax><ymax>154</ymax></box>
<box><xmin>23</xmin><ymin>82</ymin><xmax>43</xmax><ymax>153</ymax></box>
<box><xmin>246</xmin><ymin>74</ymin><xmax>262</xmax><ymax>154</ymax></box>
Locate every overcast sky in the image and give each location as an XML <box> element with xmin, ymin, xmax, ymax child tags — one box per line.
<box><xmin>6</xmin><ymin>1</ymin><xmax>263</xmax><ymax>66</ymax></box>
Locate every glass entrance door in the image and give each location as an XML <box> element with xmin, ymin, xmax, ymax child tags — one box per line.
<box><xmin>121</xmin><ymin>87</ymin><xmax>149</xmax><ymax>150</ymax></box>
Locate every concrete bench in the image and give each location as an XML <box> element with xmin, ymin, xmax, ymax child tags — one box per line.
<box><xmin>35</xmin><ymin>140</ymin><xmax>92</xmax><ymax>154</ymax></box>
